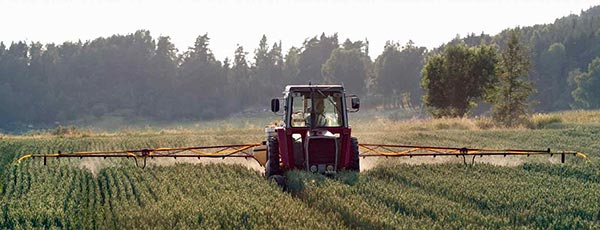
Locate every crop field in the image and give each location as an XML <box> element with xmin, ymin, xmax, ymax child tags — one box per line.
<box><xmin>0</xmin><ymin>110</ymin><xmax>599</xmax><ymax>229</ymax></box>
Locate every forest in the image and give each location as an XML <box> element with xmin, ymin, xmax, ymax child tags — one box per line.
<box><xmin>1</xmin><ymin>6</ymin><xmax>600</xmax><ymax>131</ymax></box>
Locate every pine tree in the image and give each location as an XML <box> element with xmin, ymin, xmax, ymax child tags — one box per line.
<box><xmin>491</xmin><ymin>29</ymin><xmax>535</xmax><ymax>127</ymax></box>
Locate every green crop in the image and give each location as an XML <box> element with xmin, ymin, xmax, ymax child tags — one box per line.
<box><xmin>0</xmin><ymin>110</ymin><xmax>598</xmax><ymax>229</ymax></box>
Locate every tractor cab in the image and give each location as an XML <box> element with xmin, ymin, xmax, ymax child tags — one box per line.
<box><xmin>266</xmin><ymin>85</ymin><xmax>360</xmax><ymax>179</ymax></box>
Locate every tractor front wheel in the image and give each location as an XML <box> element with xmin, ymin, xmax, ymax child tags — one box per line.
<box><xmin>348</xmin><ymin>137</ymin><xmax>360</xmax><ymax>171</ymax></box>
<box><xmin>269</xmin><ymin>175</ymin><xmax>286</xmax><ymax>188</ymax></box>
<box><xmin>265</xmin><ymin>137</ymin><xmax>282</xmax><ymax>178</ymax></box>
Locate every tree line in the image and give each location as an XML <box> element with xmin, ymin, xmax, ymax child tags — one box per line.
<box><xmin>449</xmin><ymin>6</ymin><xmax>600</xmax><ymax>112</ymax></box>
<box><xmin>1</xmin><ymin>5</ymin><xmax>600</xmax><ymax>130</ymax></box>
<box><xmin>0</xmin><ymin>31</ymin><xmax>425</xmax><ymax>130</ymax></box>
<box><xmin>421</xmin><ymin>5</ymin><xmax>600</xmax><ymax>125</ymax></box>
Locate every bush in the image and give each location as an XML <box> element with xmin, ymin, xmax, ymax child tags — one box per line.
<box><xmin>530</xmin><ymin>114</ymin><xmax>563</xmax><ymax>129</ymax></box>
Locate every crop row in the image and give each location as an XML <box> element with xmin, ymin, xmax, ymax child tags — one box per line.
<box><xmin>1</xmin><ymin>163</ymin><xmax>355</xmax><ymax>229</ymax></box>
<box><xmin>0</xmin><ymin>137</ymin><xmax>349</xmax><ymax>229</ymax></box>
<box><xmin>364</xmin><ymin>164</ymin><xmax>600</xmax><ymax>229</ymax></box>
<box><xmin>284</xmin><ymin>162</ymin><xmax>600</xmax><ymax>229</ymax></box>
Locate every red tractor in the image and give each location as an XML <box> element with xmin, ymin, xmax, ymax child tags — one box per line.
<box><xmin>264</xmin><ymin>84</ymin><xmax>361</xmax><ymax>182</ymax></box>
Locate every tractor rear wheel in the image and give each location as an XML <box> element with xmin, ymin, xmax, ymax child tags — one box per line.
<box><xmin>348</xmin><ymin>137</ymin><xmax>360</xmax><ymax>171</ymax></box>
<box><xmin>265</xmin><ymin>137</ymin><xmax>282</xmax><ymax>178</ymax></box>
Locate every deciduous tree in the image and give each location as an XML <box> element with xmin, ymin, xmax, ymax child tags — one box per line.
<box><xmin>572</xmin><ymin>56</ymin><xmax>600</xmax><ymax>109</ymax></box>
<box><xmin>421</xmin><ymin>43</ymin><xmax>498</xmax><ymax>118</ymax></box>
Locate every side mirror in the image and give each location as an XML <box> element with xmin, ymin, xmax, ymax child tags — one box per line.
<box><xmin>351</xmin><ymin>97</ymin><xmax>360</xmax><ymax>111</ymax></box>
<box><xmin>270</xmin><ymin>98</ymin><xmax>280</xmax><ymax>113</ymax></box>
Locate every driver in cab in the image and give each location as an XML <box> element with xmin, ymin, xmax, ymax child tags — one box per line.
<box><xmin>306</xmin><ymin>98</ymin><xmax>328</xmax><ymax>127</ymax></box>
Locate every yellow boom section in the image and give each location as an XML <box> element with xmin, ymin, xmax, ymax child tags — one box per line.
<box><xmin>18</xmin><ymin>144</ymin><xmax>264</xmax><ymax>168</ymax></box>
<box><xmin>358</xmin><ymin>144</ymin><xmax>588</xmax><ymax>164</ymax></box>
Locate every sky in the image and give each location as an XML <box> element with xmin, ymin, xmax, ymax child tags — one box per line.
<box><xmin>0</xmin><ymin>0</ymin><xmax>598</xmax><ymax>60</ymax></box>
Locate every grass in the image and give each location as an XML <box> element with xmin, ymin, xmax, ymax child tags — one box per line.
<box><xmin>0</xmin><ymin>110</ymin><xmax>599</xmax><ymax>229</ymax></box>
<box><xmin>285</xmin><ymin>165</ymin><xmax>600</xmax><ymax>229</ymax></box>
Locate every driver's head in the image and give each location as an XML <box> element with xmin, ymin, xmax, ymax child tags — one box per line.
<box><xmin>314</xmin><ymin>97</ymin><xmax>325</xmax><ymax>114</ymax></box>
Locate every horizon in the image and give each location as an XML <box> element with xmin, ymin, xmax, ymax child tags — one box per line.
<box><xmin>0</xmin><ymin>0</ymin><xmax>597</xmax><ymax>60</ymax></box>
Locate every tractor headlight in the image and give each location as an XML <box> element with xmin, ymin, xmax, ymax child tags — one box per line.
<box><xmin>326</xmin><ymin>165</ymin><xmax>334</xmax><ymax>172</ymax></box>
<box><xmin>310</xmin><ymin>165</ymin><xmax>318</xmax><ymax>172</ymax></box>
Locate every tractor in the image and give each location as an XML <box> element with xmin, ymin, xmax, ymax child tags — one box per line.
<box><xmin>262</xmin><ymin>84</ymin><xmax>361</xmax><ymax>183</ymax></box>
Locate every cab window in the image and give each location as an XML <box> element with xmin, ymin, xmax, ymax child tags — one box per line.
<box><xmin>290</xmin><ymin>92</ymin><xmax>343</xmax><ymax>127</ymax></box>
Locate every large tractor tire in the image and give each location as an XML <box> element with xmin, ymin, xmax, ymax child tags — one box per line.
<box><xmin>348</xmin><ymin>137</ymin><xmax>360</xmax><ymax>172</ymax></box>
<box><xmin>265</xmin><ymin>137</ymin><xmax>282</xmax><ymax>178</ymax></box>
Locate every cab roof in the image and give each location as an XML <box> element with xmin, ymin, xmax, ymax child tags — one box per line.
<box><xmin>284</xmin><ymin>85</ymin><xmax>345</xmax><ymax>92</ymax></box>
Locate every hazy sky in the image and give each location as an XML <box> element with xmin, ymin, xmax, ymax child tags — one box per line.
<box><xmin>1</xmin><ymin>0</ymin><xmax>597</xmax><ymax>60</ymax></box>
